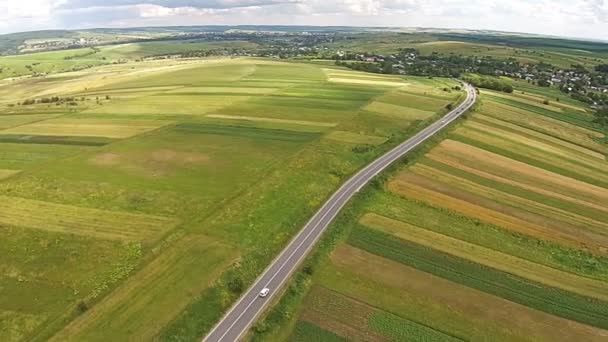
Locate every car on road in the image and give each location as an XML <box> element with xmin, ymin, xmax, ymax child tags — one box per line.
<box><xmin>259</xmin><ymin>288</ymin><xmax>270</xmax><ymax>297</ymax></box>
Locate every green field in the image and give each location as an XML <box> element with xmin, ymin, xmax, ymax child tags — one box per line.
<box><xmin>266</xmin><ymin>74</ymin><xmax>608</xmax><ymax>341</ymax></box>
<box><xmin>4</xmin><ymin>30</ymin><xmax>607</xmax><ymax>342</ymax></box>
<box><xmin>0</xmin><ymin>54</ymin><xmax>461</xmax><ymax>341</ymax></box>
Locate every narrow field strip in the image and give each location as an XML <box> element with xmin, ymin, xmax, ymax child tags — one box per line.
<box><xmin>328</xmin><ymin>77</ymin><xmax>407</xmax><ymax>87</ymax></box>
<box><xmin>50</xmin><ymin>234</ymin><xmax>237</xmax><ymax>342</ymax></box>
<box><xmin>322</xmin><ymin>69</ymin><xmax>405</xmax><ymax>80</ymax></box>
<box><xmin>365</xmin><ymin>101</ymin><xmax>435</xmax><ymax>121</ymax></box>
<box><xmin>324</xmin><ymin>131</ymin><xmax>388</xmax><ymax>145</ymax></box>
<box><xmin>423</xmin><ymin>155</ymin><xmax>608</xmax><ymax>214</ymax></box>
<box><xmin>0</xmin><ymin>114</ymin><xmax>61</xmax><ymax>130</ymax></box>
<box><xmin>472</xmin><ymin>114</ymin><xmax>605</xmax><ymax>159</ymax></box>
<box><xmin>328</xmin><ymin>244</ymin><xmax>608</xmax><ymax>342</ymax></box>
<box><xmin>453</xmin><ymin>127</ymin><xmax>608</xmax><ymax>187</ymax></box>
<box><xmin>428</xmin><ymin>140</ymin><xmax>608</xmax><ymax>205</ymax></box>
<box><xmin>0</xmin><ymin>195</ymin><xmax>178</xmax><ymax>242</ymax></box>
<box><xmin>75</xmin><ymin>85</ymin><xmax>184</xmax><ymax>96</ymax></box>
<box><xmin>462</xmin><ymin>120</ymin><xmax>608</xmax><ymax>171</ymax></box>
<box><xmin>0</xmin><ymin>169</ymin><xmax>20</xmax><ymax>180</ymax></box>
<box><xmin>409</xmin><ymin>164</ymin><xmax>608</xmax><ymax>234</ymax></box>
<box><xmin>387</xmin><ymin>177</ymin><xmax>608</xmax><ymax>253</ymax></box>
<box><xmin>166</xmin><ymin>86</ymin><xmax>278</xmax><ymax>95</ymax></box>
<box><xmin>0</xmin><ymin>118</ymin><xmax>173</xmax><ymax>139</ymax></box>
<box><xmin>484</xmin><ymin>95</ymin><xmax>596</xmax><ymax>130</ymax></box>
<box><xmin>174</xmin><ymin>122</ymin><xmax>322</xmax><ymax>142</ymax></box>
<box><xmin>87</xmin><ymin>95</ymin><xmax>251</xmax><ymax>116</ymax></box>
<box><xmin>205</xmin><ymin>114</ymin><xmax>337</xmax><ymax>127</ymax></box>
<box><xmin>360</xmin><ymin>213</ymin><xmax>608</xmax><ymax>301</ymax></box>
<box><xmin>480</xmin><ymin>90</ymin><xmax>565</xmax><ymax>113</ymax></box>
<box><xmin>481</xmin><ymin>101</ymin><xmax>607</xmax><ymax>154</ymax></box>
<box><xmin>377</xmin><ymin>90</ymin><xmax>452</xmax><ymax>111</ymax></box>
<box><xmin>0</xmin><ymin>134</ymin><xmax>112</xmax><ymax>146</ymax></box>
<box><xmin>348</xmin><ymin>227</ymin><xmax>608</xmax><ymax>330</ymax></box>
<box><xmin>488</xmin><ymin>90</ymin><xmax>588</xmax><ymax>113</ymax></box>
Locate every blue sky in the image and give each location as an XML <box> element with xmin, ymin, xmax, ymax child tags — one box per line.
<box><xmin>1</xmin><ymin>0</ymin><xmax>607</xmax><ymax>40</ymax></box>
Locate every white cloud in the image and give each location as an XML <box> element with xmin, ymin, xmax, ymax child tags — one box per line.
<box><xmin>1</xmin><ymin>0</ymin><xmax>607</xmax><ymax>41</ymax></box>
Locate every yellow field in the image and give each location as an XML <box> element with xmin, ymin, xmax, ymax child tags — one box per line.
<box><xmin>453</xmin><ymin>125</ymin><xmax>608</xmax><ymax>185</ymax></box>
<box><xmin>328</xmin><ymin>245</ymin><xmax>608</xmax><ymax>342</ymax></box>
<box><xmin>0</xmin><ymin>310</ymin><xmax>44</xmax><ymax>342</ymax></box>
<box><xmin>166</xmin><ymin>86</ymin><xmax>279</xmax><ymax>94</ymax></box>
<box><xmin>327</xmin><ymin>77</ymin><xmax>406</xmax><ymax>87</ymax></box>
<box><xmin>0</xmin><ymin>195</ymin><xmax>178</xmax><ymax>242</ymax></box>
<box><xmin>205</xmin><ymin>114</ymin><xmax>337</xmax><ymax>127</ymax></box>
<box><xmin>425</xmin><ymin>153</ymin><xmax>608</xmax><ymax>214</ymax></box>
<box><xmin>0</xmin><ymin>169</ymin><xmax>20</xmax><ymax>180</ymax></box>
<box><xmin>409</xmin><ymin>163</ymin><xmax>608</xmax><ymax>235</ymax></box>
<box><xmin>428</xmin><ymin>140</ymin><xmax>608</xmax><ymax>205</ymax></box>
<box><xmin>480</xmin><ymin>101</ymin><xmax>607</xmax><ymax>153</ymax></box>
<box><xmin>360</xmin><ymin>213</ymin><xmax>608</xmax><ymax>300</ymax></box>
<box><xmin>50</xmin><ymin>234</ymin><xmax>237</xmax><ymax>342</ymax></box>
<box><xmin>322</xmin><ymin>68</ymin><xmax>405</xmax><ymax>81</ymax></box>
<box><xmin>0</xmin><ymin>118</ymin><xmax>172</xmax><ymax>139</ymax></box>
<box><xmin>85</xmin><ymin>95</ymin><xmax>252</xmax><ymax>116</ymax></box>
<box><xmin>481</xmin><ymin>90</ymin><xmax>565</xmax><ymax>113</ymax></box>
<box><xmin>364</xmin><ymin>101</ymin><xmax>434</xmax><ymax>120</ymax></box>
<box><xmin>472</xmin><ymin>114</ymin><xmax>605</xmax><ymax>159</ymax></box>
<box><xmin>324</xmin><ymin>131</ymin><xmax>387</xmax><ymax>145</ymax></box>
<box><xmin>388</xmin><ymin>175</ymin><xmax>608</xmax><ymax>252</ymax></box>
<box><xmin>0</xmin><ymin>114</ymin><xmax>61</xmax><ymax>130</ymax></box>
<box><xmin>482</xmin><ymin>90</ymin><xmax>587</xmax><ymax>113</ymax></box>
<box><xmin>460</xmin><ymin>120</ymin><xmax>607</xmax><ymax>170</ymax></box>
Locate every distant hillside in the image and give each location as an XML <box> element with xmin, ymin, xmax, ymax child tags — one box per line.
<box><xmin>0</xmin><ymin>30</ymin><xmax>76</xmax><ymax>55</ymax></box>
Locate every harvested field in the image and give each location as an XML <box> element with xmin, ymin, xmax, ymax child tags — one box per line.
<box><xmin>461</xmin><ymin>120</ymin><xmax>607</xmax><ymax>169</ymax></box>
<box><xmin>0</xmin><ymin>169</ymin><xmax>20</xmax><ymax>180</ymax></box>
<box><xmin>481</xmin><ymin>100</ymin><xmax>605</xmax><ymax>145</ymax></box>
<box><xmin>0</xmin><ymin>195</ymin><xmax>177</xmax><ymax>242</ymax></box>
<box><xmin>453</xmin><ymin>128</ymin><xmax>608</xmax><ymax>187</ymax></box>
<box><xmin>481</xmin><ymin>90</ymin><xmax>565</xmax><ymax>113</ymax></box>
<box><xmin>0</xmin><ymin>114</ymin><xmax>61</xmax><ymax>130</ymax></box>
<box><xmin>428</xmin><ymin>139</ymin><xmax>608</xmax><ymax>205</ymax></box>
<box><xmin>165</xmin><ymin>86</ymin><xmax>278</xmax><ymax>95</ymax></box>
<box><xmin>328</xmin><ymin>77</ymin><xmax>407</xmax><ymax>87</ymax></box>
<box><xmin>472</xmin><ymin>114</ymin><xmax>605</xmax><ymax>159</ymax></box>
<box><xmin>408</xmin><ymin>164</ymin><xmax>608</xmax><ymax>234</ymax></box>
<box><xmin>365</xmin><ymin>101</ymin><xmax>434</xmax><ymax>121</ymax></box>
<box><xmin>86</xmin><ymin>95</ymin><xmax>251</xmax><ymax>116</ymax></box>
<box><xmin>388</xmin><ymin>174</ymin><xmax>608</xmax><ymax>252</ymax></box>
<box><xmin>206</xmin><ymin>114</ymin><xmax>337</xmax><ymax>128</ymax></box>
<box><xmin>1</xmin><ymin>118</ymin><xmax>172</xmax><ymax>139</ymax></box>
<box><xmin>325</xmin><ymin>131</ymin><xmax>388</xmax><ymax>145</ymax></box>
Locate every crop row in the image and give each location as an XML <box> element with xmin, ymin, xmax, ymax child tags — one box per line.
<box><xmin>348</xmin><ymin>226</ymin><xmax>608</xmax><ymax>329</ymax></box>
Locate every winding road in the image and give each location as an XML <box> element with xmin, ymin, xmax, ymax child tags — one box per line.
<box><xmin>203</xmin><ymin>81</ymin><xmax>477</xmax><ymax>342</ymax></box>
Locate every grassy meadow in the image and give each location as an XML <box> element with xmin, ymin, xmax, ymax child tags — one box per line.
<box><xmin>0</xmin><ymin>54</ymin><xmax>462</xmax><ymax>341</ymax></box>
<box><xmin>266</xmin><ymin>76</ymin><xmax>608</xmax><ymax>341</ymax></box>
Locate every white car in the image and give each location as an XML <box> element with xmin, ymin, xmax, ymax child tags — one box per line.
<box><xmin>259</xmin><ymin>287</ymin><xmax>270</xmax><ymax>297</ymax></box>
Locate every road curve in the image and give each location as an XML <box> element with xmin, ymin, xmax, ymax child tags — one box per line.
<box><xmin>203</xmin><ymin>82</ymin><xmax>477</xmax><ymax>342</ymax></box>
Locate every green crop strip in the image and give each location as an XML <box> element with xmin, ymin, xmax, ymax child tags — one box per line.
<box><xmin>348</xmin><ymin>225</ymin><xmax>608</xmax><ymax>330</ymax></box>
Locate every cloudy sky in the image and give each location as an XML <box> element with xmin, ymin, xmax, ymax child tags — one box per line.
<box><xmin>1</xmin><ymin>0</ymin><xmax>607</xmax><ymax>40</ymax></box>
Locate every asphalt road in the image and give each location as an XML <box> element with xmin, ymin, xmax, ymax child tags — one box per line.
<box><xmin>203</xmin><ymin>82</ymin><xmax>477</xmax><ymax>342</ymax></box>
